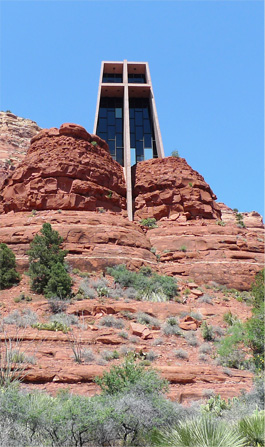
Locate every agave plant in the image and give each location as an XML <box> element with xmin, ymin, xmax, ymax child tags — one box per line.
<box><xmin>238</xmin><ymin>410</ymin><xmax>264</xmax><ymax>447</ymax></box>
<box><xmin>158</xmin><ymin>417</ymin><xmax>247</xmax><ymax>447</ymax></box>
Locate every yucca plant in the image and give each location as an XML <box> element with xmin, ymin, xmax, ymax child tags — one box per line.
<box><xmin>238</xmin><ymin>410</ymin><xmax>264</xmax><ymax>447</ymax></box>
<box><xmin>157</xmin><ymin>417</ymin><xmax>247</xmax><ymax>447</ymax></box>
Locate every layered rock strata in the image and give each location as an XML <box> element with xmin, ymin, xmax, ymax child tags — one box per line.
<box><xmin>0</xmin><ymin>210</ymin><xmax>156</xmax><ymax>272</ymax></box>
<box><xmin>0</xmin><ymin>123</ymin><xmax>127</xmax><ymax>214</ymax></box>
<box><xmin>133</xmin><ymin>157</ymin><xmax>221</xmax><ymax>220</ymax></box>
<box><xmin>0</xmin><ymin>111</ymin><xmax>41</xmax><ymax>184</ymax></box>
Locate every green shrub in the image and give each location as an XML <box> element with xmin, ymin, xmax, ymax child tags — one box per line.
<box><xmin>223</xmin><ymin>311</ymin><xmax>239</xmax><ymax>326</ymax></box>
<box><xmin>27</xmin><ymin>223</ymin><xmax>72</xmax><ymax>298</ymax></box>
<box><xmin>238</xmin><ymin>410</ymin><xmax>264</xmax><ymax>447</ymax></box>
<box><xmin>95</xmin><ymin>356</ymin><xmax>168</xmax><ymax>396</ymax></box>
<box><xmin>107</xmin><ymin>264</ymin><xmax>178</xmax><ymax>301</ymax></box>
<box><xmin>0</xmin><ymin>244</ymin><xmax>20</xmax><ymax>289</ymax></box>
<box><xmin>159</xmin><ymin>417</ymin><xmax>247</xmax><ymax>447</ymax></box>
<box><xmin>201</xmin><ymin>321</ymin><xmax>214</xmax><ymax>341</ymax></box>
<box><xmin>139</xmin><ymin>218</ymin><xmax>158</xmax><ymax>228</ymax></box>
<box><xmin>171</xmin><ymin>150</ymin><xmax>180</xmax><ymax>157</ymax></box>
<box><xmin>32</xmin><ymin>321</ymin><xmax>70</xmax><ymax>333</ymax></box>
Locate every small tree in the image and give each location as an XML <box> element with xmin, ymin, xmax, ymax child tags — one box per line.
<box><xmin>0</xmin><ymin>244</ymin><xmax>20</xmax><ymax>289</ymax></box>
<box><xmin>27</xmin><ymin>223</ymin><xmax>72</xmax><ymax>298</ymax></box>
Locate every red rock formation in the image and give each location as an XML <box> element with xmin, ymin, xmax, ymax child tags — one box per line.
<box><xmin>0</xmin><ymin>112</ymin><xmax>41</xmax><ymax>184</ymax></box>
<box><xmin>0</xmin><ymin>123</ymin><xmax>126</xmax><ymax>214</ymax></box>
<box><xmin>132</xmin><ymin>157</ymin><xmax>221</xmax><ymax>220</ymax></box>
<box><xmin>0</xmin><ymin>210</ymin><xmax>156</xmax><ymax>272</ymax></box>
<box><xmin>147</xmin><ymin>206</ymin><xmax>264</xmax><ymax>290</ymax></box>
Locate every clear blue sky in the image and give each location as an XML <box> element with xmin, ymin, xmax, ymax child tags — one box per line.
<box><xmin>1</xmin><ymin>0</ymin><xmax>264</xmax><ymax>216</ymax></box>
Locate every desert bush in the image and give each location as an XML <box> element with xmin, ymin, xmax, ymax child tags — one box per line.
<box><xmin>129</xmin><ymin>336</ymin><xmax>141</xmax><ymax>343</ymax></box>
<box><xmin>146</xmin><ymin>350</ymin><xmax>158</xmax><ymax>362</ymax></box>
<box><xmin>159</xmin><ymin>417</ymin><xmax>247</xmax><ymax>447</ymax></box>
<box><xmin>4</xmin><ymin>309</ymin><xmax>38</xmax><ymax>328</ymax></box>
<box><xmin>171</xmin><ymin>150</ymin><xmax>180</xmax><ymax>157</ymax></box>
<box><xmin>184</xmin><ymin>332</ymin><xmax>199</xmax><ymax>347</ymax></box>
<box><xmin>107</xmin><ymin>264</ymin><xmax>178</xmax><ymax>301</ymax></box>
<box><xmin>139</xmin><ymin>218</ymin><xmax>157</xmax><ymax>228</ymax></box>
<box><xmin>101</xmin><ymin>349</ymin><xmax>120</xmax><ymax>361</ymax></box>
<box><xmin>199</xmin><ymin>343</ymin><xmax>212</xmax><ymax>354</ymax></box>
<box><xmin>98</xmin><ymin>315</ymin><xmax>124</xmax><ymax>329</ymax></box>
<box><xmin>136</xmin><ymin>312</ymin><xmax>161</xmax><ymax>328</ymax></box>
<box><xmin>118</xmin><ymin>330</ymin><xmax>129</xmax><ymax>339</ymax></box>
<box><xmin>48</xmin><ymin>297</ymin><xmax>68</xmax><ymax>313</ymax></box>
<box><xmin>174</xmin><ymin>349</ymin><xmax>188</xmax><ymax>359</ymax></box>
<box><xmin>32</xmin><ymin>321</ymin><xmax>69</xmax><ymax>334</ymax></box>
<box><xmin>238</xmin><ymin>410</ymin><xmax>264</xmax><ymax>447</ymax></box>
<box><xmin>163</xmin><ymin>318</ymin><xmax>181</xmax><ymax>336</ymax></box>
<box><xmin>123</xmin><ymin>287</ymin><xmax>138</xmax><ymax>300</ymax></box>
<box><xmin>198</xmin><ymin>294</ymin><xmax>214</xmax><ymax>304</ymax></box>
<box><xmin>0</xmin><ymin>243</ymin><xmax>21</xmax><ymax>290</ymax></box>
<box><xmin>27</xmin><ymin>223</ymin><xmax>72</xmax><ymax>298</ymax></box>
<box><xmin>201</xmin><ymin>321</ymin><xmax>214</xmax><ymax>341</ymax></box>
<box><xmin>190</xmin><ymin>311</ymin><xmax>203</xmax><ymax>321</ymax></box>
<box><xmin>79</xmin><ymin>280</ymin><xmax>97</xmax><ymax>299</ymax></box>
<box><xmin>223</xmin><ymin>311</ymin><xmax>239</xmax><ymax>326</ymax></box>
<box><xmin>49</xmin><ymin>312</ymin><xmax>78</xmax><ymax>327</ymax></box>
<box><xmin>95</xmin><ymin>356</ymin><xmax>168</xmax><ymax>396</ymax></box>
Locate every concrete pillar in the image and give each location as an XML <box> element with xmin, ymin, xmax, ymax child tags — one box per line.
<box><xmin>123</xmin><ymin>60</ymin><xmax>133</xmax><ymax>221</ymax></box>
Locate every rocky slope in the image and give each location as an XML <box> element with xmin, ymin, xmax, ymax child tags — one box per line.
<box><xmin>0</xmin><ymin>272</ymin><xmax>254</xmax><ymax>403</ymax></box>
<box><xmin>0</xmin><ymin>111</ymin><xmax>41</xmax><ymax>184</ymax></box>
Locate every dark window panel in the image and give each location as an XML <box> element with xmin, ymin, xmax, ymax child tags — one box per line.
<box><xmin>143</xmin><ymin>119</ymin><xmax>151</xmax><ymax>133</ymax></box>
<box><xmin>136</xmin><ymin>140</ymin><xmax>143</xmax><ymax>157</ymax></box>
<box><xmin>116</xmin><ymin>119</ymin><xmax>123</xmax><ymax>133</ymax></box>
<box><xmin>99</xmin><ymin>108</ymin><xmax>107</xmax><ymax>118</ymax></box>
<box><xmin>144</xmin><ymin>134</ymin><xmax>152</xmax><ymax>147</ymax></box>
<box><xmin>97</xmin><ymin>118</ymin><xmax>107</xmax><ymax>133</ymax></box>
<box><xmin>108</xmin><ymin>126</ymin><xmax>116</xmax><ymax>139</ymax></box>
<box><xmin>116</xmin><ymin>148</ymin><xmax>124</xmax><ymax>166</ymax></box>
<box><xmin>116</xmin><ymin>133</ymin><xmax>123</xmax><ymax>147</ymax></box>
<box><xmin>143</xmin><ymin>107</ymin><xmax>149</xmax><ymax>119</ymax></box>
<box><xmin>135</xmin><ymin>111</ymin><xmax>143</xmax><ymax>126</ymax></box>
<box><xmin>107</xmin><ymin>112</ymin><xmax>115</xmax><ymax>126</ymax></box>
<box><xmin>130</xmin><ymin>133</ymin><xmax>136</xmax><ymax>147</ymax></box>
<box><xmin>130</xmin><ymin>119</ymin><xmax>135</xmax><ymax>132</ymax></box>
<box><xmin>136</xmin><ymin>126</ymin><xmax>143</xmax><ymax>140</ymax></box>
<box><xmin>99</xmin><ymin>132</ymin><xmax>107</xmax><ymax>142</ymax></box>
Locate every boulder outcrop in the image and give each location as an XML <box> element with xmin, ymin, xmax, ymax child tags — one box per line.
<box><xmin>0</xmin><ymin>123</ymin><xmax>126</xmax><ymax>214</ymax></box>
<box><xmin>133</xmin><ymin>157</ymin><xmax>221</xmax><ymax>220</ymax></box>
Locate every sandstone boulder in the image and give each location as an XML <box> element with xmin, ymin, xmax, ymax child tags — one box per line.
<box><xmin>132</xmin><ymin>157</ymin><xmax>221</xmax><ymax>220</ymax></box>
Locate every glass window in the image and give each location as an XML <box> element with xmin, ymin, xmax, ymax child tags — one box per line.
<box><xmin>116</xmin><ymin>133</ymin><xmax>123</xmax><ymax>147</ymax></box>
<box><xmin>136</xmin><ymin>126</ymin><xmax>143</xmax><ymax>140</ymax></box>
<box><xmin>135</xmin><ymin>111</ymin><xmax>142</xmax><ymax>126</ymax></box>
<box><xmin>144</xmin><ymin>148</ymin><xmax>153</xmax><ymax>160</ymax></box>
<box><xmin>99</xmin><ymin>108</ymin><xmax>107</xmax><ymax>118</ymax></box>
<box><xmin>143</xmin><ymin>119</ymin><xmax>151</xmax><ymax>133</ymax></box>
<box><xmin>136</xmin><ymin>140</ymin><xmax>143</xmax><ymax>156</ymax></box>
<box><xmin>116</xmin><ymin>118</ymin><xmax>122</xmax><ymax>133</ymax></box>
<box><xmin>130</xmin><ymin>148</ymin><xmax>136</xmax><ymax>166</ymax></box>
<box><xmin>144</xmin><ymin>134</ymin><xmax>152</xmax><ymax>147</ymax></box>
<box><xmin>107</xmin><ymin>111</ymin><xmax>115</xmax><ymax>125</ymax></box>
<box><xmin>116</xmin><ymin>148</ymin><xmax>123</xmax><ymax>165</ymax></box>
<box><xmin>99</xmin><ymin>132</ymin><xmax>107</xmax><ymax>142</ymax></box>
<box><xmin>103</xmin><ymin>73</ymin><xmax>122</xmax><ymax>83</ymax></box>
<box><xmin>108</xmin><ymin>126</ymin><xmax>115</xmax><ymax>139</ymax></box>
<box><xmin>108</xmin><ymin>140</ymin><xmax>115</xmax><ymax>155</ymax></box>
<box><xmin>130</xmin><ymin>133</ymin><xmax>135</xmax><ymax>148</ymax></box>
<box><xmin>143</xmin><ymin>107</ymin><xmax>149</xmax><ymax>119</ymax></box>
<box><xmin>115</xmin><ymin>108</ymin><xmax>122</xmax><ymax>118</ymax></box>
<box><xmin>97</xmin><ymin>118</ymin><xmax>107</xmax><ymax>133</ymax></box>
<box><xmin>130</xmin><ymin>119</ymin><xmax>135</xmax><ymax>132</ymax></box>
